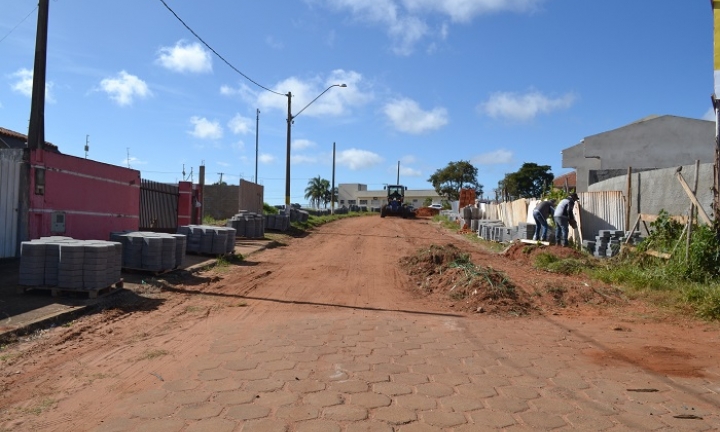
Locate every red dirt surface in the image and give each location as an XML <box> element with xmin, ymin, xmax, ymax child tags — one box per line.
<box><xmin>1</xmin><ymin>216</ymin><xmax>719</xmax><ymax>430</ymax></box>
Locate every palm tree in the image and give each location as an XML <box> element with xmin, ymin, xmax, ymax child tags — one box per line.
<box><xmin>304</xmin><ymin>176</ymin><xmax>330</xmax><ymax>209</ymax></box>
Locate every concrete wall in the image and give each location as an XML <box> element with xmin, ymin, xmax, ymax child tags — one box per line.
<box><xmin>588</xmin><ymin>162</ymin><xmax>713</xmax><ymax>227</ymax></box>
<box><xmin>563</xmin><ymin>116</ymin><xmax>714</xmax><ymax>192</ymax></box>
<box><xmin>29</xmin><ymin>149</ymin><xmax>141</xmax><ymax>241</ymax></box>
<box><xmin>203</xmin><ymin>184</ymin><xmax>240</xmax><ymax>220</ymax></box>
<box><xmin>238</xmin><ymin>180</ymin><xmax>263</xmax><ymax>215</ymax></box>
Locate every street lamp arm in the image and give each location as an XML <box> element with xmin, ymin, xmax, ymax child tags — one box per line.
<box><xmin>291</xmin><ymin>83</ymin><xmax>346</xmax><ymax>120</ymax></box>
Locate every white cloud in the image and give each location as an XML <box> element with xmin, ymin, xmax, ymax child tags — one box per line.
<box><xmin>291</xmin><ymin>154</ymin><xmax>318</xmax><ymax>164</ymax></box>
<box><xmin>231</xmin><ymin>69</ymin><xmax>371</xmax><ymax>118</ymax></box>
<box><xmin>336</xmin><ymin>148</ymin><xmax>383</xmax><ymax>170</ymax></box>
<box><xmin>265</xmin><ymin>36</ymin><xmax>284</xmax><ymax>49</ymax></box>
<box><xmin>121</xmin><ymin>156</ymin><xmax>147</xmax><ymax>167</ymax></box>
<box><xmin>259</xmin><ymin>153</ymin><xmax>276</xmax><ymax>164</ymax></box>
<box><xmin>317</xmin><ymin>0</ymin><xmax>543</xmax><ymax>54</ymax></box>
<box><xmin>479</xmin><ymin>90</ymin><xmax>575</xmax><ymax>122</ymax></box>
<box><xmin>293</xmin><ymin>139</ymin><xmax>316</xmax><ymax>150</ymax></box>
<box><xmin>228</xmin><ymin>114</ymin><xmax>253</xmax><ymax>135</ymax></box>
<box><xmin>471</xmin><ymin>149</ymin><xmax>514</xmax><ymax>165</ymax></box>
<box><xmin>398</xmin><ymin>166</ymin><xmax>422</xmax><ymax>177</ymax></box>
<box><xmin>703</xmin><ymin>107</ymin><xmax>715</xmax><ymax>121</ymax></box>
<box><xmin>189</xmin><ymin>116</ymin><xmax>223</xmax><ymax>139</ymax></box>
<box><xmin>10</xmin><ymin>68</ymin><xmax>55</xmax><ymax>103</ymax></box>
<box><xmin>231</xmin><ymin>140</ymin><xmax>246</xmax><ymax>151</ymax></box>
<box><xmin>156</xmin><ymin>41</ymin><xmax>212</xmax><ymax>73</ymax></box>
<box><xmin>383</xmin><ymin>97</ymin><xmax>448</xmax><ymax>134</ymax></box>
<box><xmin>99</xmin><ymin>71</ymin><xmax>151</xmax><ymax>106</ymax></box>
<box><xmin>400</xmin><ymin>155</ymin><xmax>417</xmax><ymax>164</ymax></box>
<box><xmin>217</xmin><ymin>161</ymin><xmax>230</xmax><ymax>167</ymax></box>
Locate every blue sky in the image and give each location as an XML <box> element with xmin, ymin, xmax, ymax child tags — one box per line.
<box><xmin>0</xmin><ymin>0</ymin><xmax>714</xmax><ymax>204</ymax></box>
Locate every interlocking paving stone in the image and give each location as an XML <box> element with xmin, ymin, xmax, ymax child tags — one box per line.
<box><xmin>330</xmin><ymin>380</ymin><xmax>369</xmax><ymax>393</ymax></box>
<box><xmin>322</xmin><ymin>404</ymin><xmax>369</xmax><ymax>421</ymax></box>
<box><xmin>176</xmin><ymin>402</ymin><xmax>224</xmax><ymax>420</ymax></box>
<box><xmin>225</xmin><ymin>404</ymin><xmax>271</xmax><ymax>420</ymax></box>
<box><xmin>349</xmin><ymin>392</ymin><xmax>392</xmax><ymax>408</ymax></box>
<box><xmin>184</xmin><ymin>418</ymin><xmax>237</xmax><ymax>432</ymax></box>
<box><xmin>275</xmin><ymin>405</ymin><xmax>319</xmax><ymax>421</ymax></box>
<box><xmin>372</xmin><ymin>382</ymin><xmax>413</xmax><ymax>396</ymax></box>
<box><xmin>287</xmin><ymin>380</ymin><xmax>326</xmax><ymax>393</ymax></box>
<box><xmin>518</xmin><ymin>411</ymin><xmax>568</xmax><ymax>429</ymax></box>
<box><xmin>439</xmin><ymin>395</ymin><xmax>485</xmax><ymax>412</ymax></box>
<box><xmin>130</xmin><ymin>402</ymin><xmax>178</xmax><ymax>418</ymax></box>
<box><xmin>134</xmin><ymin>418</ymin><xmax>185</xmax><ymax>432</ymax></box>
<box><xmin>415</xmin><ymin>382</ymin><xmax>454</xmax><ymax>397</ymax></box>
<box><xmin>373</xmin><ymin>406</ymin><xmax>417</xmax><ymax>424</ymax></box>
<box><xmin>304</xmin><ymin>391</ymin><xmax>344</xmax><ymax>407</ymax></box>
<box><xmin>420</xmin><ymin>410</ymin><xmax>468</xmax><ymax>427</ymax></box>
<box><xmin>163</xmin><ymin>379</ymin><xmax>200</xmax><ymax>392</ymax></box>
<box><xmin>213</xmin><ymin>390</ymin><xmax>256</xmax><ymax>405</ymax></box>
<box><xmin>253</xmin><ymin>391</ymin><xmax>299</xmax><ymax>407</ymax></box>
<box><xmin>240</xmin><ymin>418</ymin><xmax>288</xmax><ymax>432</ymax></box>
<box><xmin>165</xmin><ymin>390</ymin><xmax>211</xmax><ymax>405</ymax></box>
<box><xmin>197</xmin><ymin>368</ymin><xmax>232</xmax><ymax>381</ymax></box>
<box><xmin>395</xmin><ymin>394</ymin><xmax>437</xmax><ymax>410</ymax></box>
<box><xmin>295</xmin><ymin>419</ymin><xmax>341</xmax><ymax>432</ymax></box>
<box><xmin>224</xmin><ymin>359</ymin><xmax>259</xmax><ymax>371</ymax></box>
<box><xmin>396</xmin><ymin>423</ymin><xmax>442</xmax><ymax>432</ymax></box>
<box><xmin>202</xmin><ymin>378</ymin><xmax>243</xmax><ymax>392</ymax></box>
<box><xmin>345</xmin><ymin>421</ymin><xmax>394</xmax><ymax>432</ymax></box>
<box><xmin>469</xmin><ymin>409</ymin><xmax>517</xmax><ymax>428</ymax></box>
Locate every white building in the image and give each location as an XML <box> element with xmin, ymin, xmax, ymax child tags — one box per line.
<box><xmin>337</xmin><ymin>183</ymin><xmax>442</xmax><ymax>208</ymax></box>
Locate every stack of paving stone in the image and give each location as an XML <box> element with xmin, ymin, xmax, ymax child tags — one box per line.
<box><xmin>111</xmin><ymin>231</ymin><xmax>186</xmax><ymax>271</ymax></box>
<box><xmin>477</xmin><ymin>221</ymin><xmax>504</xmax><ymax>240</ymax></box>
<box><xmin>264</xmin><ymin>214</ymin><xmax>291</xmax><ymax>232</ymax></box>
<box><xmin>583</xmin><ymin>230</ymin><xmax>644</xmax><ymax>258</ymax></box>
<box><xmin>177</xmin><ymin>225</ymin><xmax>237</xmax><ymax>254</ymax></box>
<box><xmin>19</xmin><ymin>237</ymin><xmax>122</xmax><ymax>291</ymax></box>
<box><xmin>227</xmin><ymin>212</ymin><xmax>266</xmax><ymax>238</ymax></box>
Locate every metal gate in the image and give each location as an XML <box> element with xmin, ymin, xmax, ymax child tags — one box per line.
<box><xmin>140</xmin><ymin>179</ymin><xmax>179</xmax><ymax>232</ymax></box>
<box><xmin>0</xmin><ymin>156</ymin><xmax>21</xmax><ymax>258</ymax></box>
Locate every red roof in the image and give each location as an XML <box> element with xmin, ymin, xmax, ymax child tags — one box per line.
<box><xmin>553</xmin><ymin>171</ymin><xmax>576</xmax><ymax>188</ymax></box>
<box><xmin>0</xmin><ymin>127</ymin><xmax>59</xmax><ymax>151</ymax></box>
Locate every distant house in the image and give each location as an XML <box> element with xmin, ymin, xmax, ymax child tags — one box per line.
<box><xmin>553</xmin><ymin>171</ymin><xmax>576</xmax><ymax>191</ymax></box>
<box><xmin>0</xmin><ymin>127</ymin><xmax>60</xmax><ymax>152</ymax></box>
<box><xmin>561</xmin><ymin>115</ymin><xmax>714</xmax><ymax>192</ymax></box>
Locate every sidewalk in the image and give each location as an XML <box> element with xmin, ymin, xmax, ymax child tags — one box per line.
<box><xmin>0</xmin><ymin>238</ymin><xmax>275</xmax><ymax>343</ymax></box>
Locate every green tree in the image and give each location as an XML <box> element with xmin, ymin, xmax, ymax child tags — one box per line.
<box><xmin>428</xmin><ymin>161</ymin><xmax>483</xmax><ymax>201</ymax></box>
<box><xmin>304</xmin><ymin>176</ymin><xmax>331</xmax><ymax>209</ymax></box>
<box><xmin>497</xmin><ymin>162</ymin><xmax>554</xmax><ymax>200</ymax></box>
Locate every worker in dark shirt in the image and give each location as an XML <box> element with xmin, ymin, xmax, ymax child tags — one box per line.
<box><xmin>553</xmin><ymin>193</ymin><xmax>579</xmax><ymax>247</ymax></box>
<box><xmin>532</xmin><ymin>199</ymin><xmax>555</xmax><ymax>241</ymax></box>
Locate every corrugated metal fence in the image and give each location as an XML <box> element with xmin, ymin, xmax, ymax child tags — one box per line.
<box><xmin>140</xmin><ymin>179</ymin><xmax>179</xmax><ymax>232</ymax></box>
<box><xmin>0</xmin><ymin>154</ymin><xmax>22</xmax><ymax>258</ymax></box>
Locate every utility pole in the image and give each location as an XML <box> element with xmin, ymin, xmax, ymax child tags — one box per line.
<box><xmin>331</xmin><ymin>142</ymin><xmax>336</xmax><ymax>214</ymax></box>
<box><xmin>396</xmin><ymin>161</ymin><xmax>400</xmax><ymax>185</ymax></box>
<box><xmin>27</xmin><ymin>0</ymin><xmax>49</xmax><ymax>151</ymax></box>
<box><xmin>255</xmin><ymin>108</ymin><xmax>260</xmax><ymax>184</ymax></box>
<box><xmin>713</xmin><ymin>1</ymin><xmax>720</xmax><ymax>230</ymax></box>
<box><xmin>84</xmin><ymin>135</ymin><xmax>89</xmax><ymax>159</ymax></box>
<box><xmin>217</xmin><ymin>172</ymin><xmax>224</xmax><ymax>184</ymax></box>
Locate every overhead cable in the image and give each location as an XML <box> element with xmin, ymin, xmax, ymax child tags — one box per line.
<box><xmin>157</xmin><ymin>0</ymin><xmax>285</xmax><ymax>96</ymax></box>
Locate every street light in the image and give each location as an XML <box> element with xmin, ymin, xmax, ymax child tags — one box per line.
<box><xmin>285</xmin><ymin>83</ymin><xmax>347</xmax><ymax>208</ymax></box>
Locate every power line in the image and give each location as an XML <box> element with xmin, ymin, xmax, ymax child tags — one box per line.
<box><xmin>157</xmin><ymin>0</ymin><xmax>284</xmax><ymax>96</ymax></box>
<box><xmin>0</xmin><ymin>6</ymin><xmax>37</xmax><ymax>44</ymax></box>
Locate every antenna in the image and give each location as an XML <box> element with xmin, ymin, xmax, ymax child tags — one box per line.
<box><xmin>84</xmin><ymin>135</ymin><xmax>89</xmax><ymax>159</ymax></box>
<box><xmin>126</xmin><ymin>148</ymin><xmax>131</xmax><ymax>168</ymax></box>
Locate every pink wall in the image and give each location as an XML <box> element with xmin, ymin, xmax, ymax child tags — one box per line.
<box><xmin>29</xmin><ymin>149</ymin><xmax>141</xmax><ymax>240</ymax></box>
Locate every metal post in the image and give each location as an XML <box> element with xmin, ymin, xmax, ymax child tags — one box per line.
<box><xmin>625</xmin><ymin>167</ymin><xmax>632</xmax><ymax>231</ymax></box>
<box><xmin>198</xmin><ymin>164</ymin><xmax>205</xmax><ymax>223</ymax></box>
<box><xmin>285</xmin><ymin>92</ymin><xmax>292</xmax><ymax>209</ymax></box>
<box><xmin>331</xmin><ymin>142</ymin><xmax>336</xmax><ymax>214</ymax></box>
<box><xmin>27</xmin><ymin>0</ymin><xmax>49</xmax><ymax>151</ymax></box>
<box><xmin>396</xmin><ymin>161</ymin><xmax>400</xmax><ymax>185</ymax></box>
<box><xmin>255</xmin><ymin>108</ymin><xmax>259</xmax><ymax>184</ymax></box>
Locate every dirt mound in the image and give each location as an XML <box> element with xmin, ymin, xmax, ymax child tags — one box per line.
<box><xmin>400</xmin><ymin>244</ymin><xmax>536</xmax><ymax>315</ymax></box>
<box><xmin>504</xmin><ymin>242</ymin><xmax>585</xmax><ymax>262</ymax></box>
<box><xmin>414</xmin><ymin>207</ymin><xmax>440</xmax><ymax>217</ymax></box>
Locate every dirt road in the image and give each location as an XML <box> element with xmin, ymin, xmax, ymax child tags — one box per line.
<box><xmin>1</xmin><ymin>216</ymin><xmax>719</xmax><ymax>431</ymax></box>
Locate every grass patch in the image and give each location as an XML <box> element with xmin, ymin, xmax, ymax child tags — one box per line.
<box><xmin>230</xmin><ymin>301</ymin><xmax>248</xmax><ymax>307</ymax></box>
<box><xmin>137</xmin><ymin>349</ymin><xmax>169</xmax><ymax>361</ymax></box>
<box><xmin>290</xmin><ymin>211</ymin><xmax>371</xmax><ymax>231</ymax></box>
<box><xmin>533</xmin><ymin>252</ymin><xmax>589</xmax><ymax>275</ymax></box>
<box><xmin>202</xmin><ymin>215</ymin><xmax>227</xmax><ymax>226</ymax></box>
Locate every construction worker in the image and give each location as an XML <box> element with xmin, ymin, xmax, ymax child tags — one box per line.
<box><xmin>532</xmin><ymin>199</ymin><xmax>555</xmax><ymax>241</ymax></box>
<box><xmin>553</xmin><ymin>193</ymin><xmax>579</xmax><ymax>247</ymax></box>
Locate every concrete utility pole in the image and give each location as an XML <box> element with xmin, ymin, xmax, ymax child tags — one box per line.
<box><xmin>713</xmin><ymin>1</ymin><xmax>720</xmax><ymax>229</ymax></box>
<box><xmin>396</xmin><ymin>161</ymin><xmax>400</xmax><ymax>185</ymax></box>
<box><xmin>199</xmin><ymin>164</ymin><xmax>205</xmax><ymax>222</ymax></box>
<box><xmin>255</xmin><ymin>109</ymin><xmax>260</xmax><ymax>184</ymax></box>
<box><xmin>331</xmin><ymin>142</ymin><xmax>336</xmax><ymax>214</ymax></box>
<box><xmin>27</xmin><ymin>0</ymin><xmax>49</xmax><ymax>151</ymax></box>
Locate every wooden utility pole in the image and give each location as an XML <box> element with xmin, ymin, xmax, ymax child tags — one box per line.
<box><xmin>27</xmin><ymin>0</ymin><xmax>49</xmax><ymax>150</ymax></box>
<box><xmin>625</xmin><ymin>167</ymin><xmax>632</xmax><ymax>231</ymax></box>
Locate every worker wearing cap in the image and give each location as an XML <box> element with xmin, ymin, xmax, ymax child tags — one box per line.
<box><xmin>553</xmin><ymin>193</ymin><xmax>579</xmax><ymax>247</ymax></box>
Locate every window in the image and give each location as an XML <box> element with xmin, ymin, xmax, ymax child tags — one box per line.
<box><xmin>359</xmin><ymin>200</ymin><xmax>367</xmax><ymax>205</ymax></box>
<box><xmin>340</xmin><ymin>200</ymin><xmax>345</xmax><ymax>204</ymax></box>
<box><xmin>349</xmin><ymin>200</ymin><xmax>357</xmax><ymax>205</ymax></box>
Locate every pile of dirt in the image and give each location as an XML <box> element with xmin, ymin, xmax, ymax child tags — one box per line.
<box><xmin>400</xmin><ymin>244</ymin><xmax>536</xmax><ymax>315</ymax></box>
<box><xmin>400</xmin><ymin>242</ymin><xmax>627</xmax><ymax>316</ymax></box>
<box><xmin>414</xmin><ymin>207</ymin><xmax>440</xmax><ymax>217</ymax></box>
<box><xmin>503</xmin><ymin>242</ymin><xmax>585</xmax><ymax>262</ymax></box>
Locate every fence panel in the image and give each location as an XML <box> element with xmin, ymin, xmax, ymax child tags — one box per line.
<box><xmin>140</xmin><ymin>179</ymin><xmax>179</xmax><ymax>232</ymax></box>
